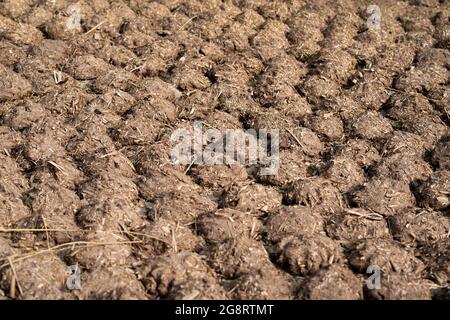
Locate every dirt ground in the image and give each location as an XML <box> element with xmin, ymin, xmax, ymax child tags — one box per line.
<box><xmin>0</xmin><ymin>0</ymin><xmax>449</xmax><ymax>300</ymax></box>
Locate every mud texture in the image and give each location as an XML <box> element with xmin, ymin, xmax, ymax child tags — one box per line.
<box><xmin>0</xmin><ymin>0</ymin><xmax>449</xmax><ymax>300</ymax></box>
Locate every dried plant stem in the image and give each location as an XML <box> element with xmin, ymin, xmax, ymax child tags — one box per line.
<box><xmin>0</xmin><ymin>240</ymin><xmax>143</xmax><ymax>269</ymax></box>
<box><xmin>0</xmin><ymin>228</ymin><xmax>85</xmax><ymax>233</ymax></box>
<box><xmin>8</xmin><ymin>257</ymin><xmax>23</xmax><ymax>297</ymax></box>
